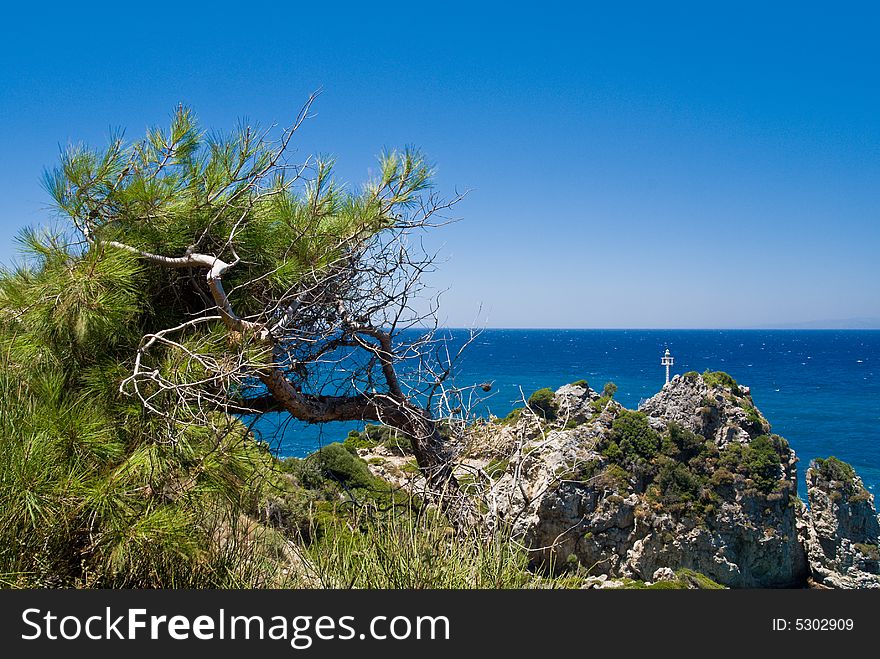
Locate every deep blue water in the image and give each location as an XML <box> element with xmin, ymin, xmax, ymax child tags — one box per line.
<box><xmin>252</xmin><ymin>329</ymin><xmax>880</xmax><ymax>498</ymax></box>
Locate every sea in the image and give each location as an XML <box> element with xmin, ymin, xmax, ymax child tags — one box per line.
<box><xmin>251</xmin><ymin>329</ymin><xmax>880</xmax><ymax>499</ymax></box>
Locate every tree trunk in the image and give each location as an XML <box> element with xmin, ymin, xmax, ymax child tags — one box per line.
<box><xmin>390</xmin><ymin>403</ymin><xmax>482</xmax><ymax>532</ymax></box>
<box><xmin>257</xmin><ymin>367</ymin><xmax>481</xmax><ymax>532</ymax></box>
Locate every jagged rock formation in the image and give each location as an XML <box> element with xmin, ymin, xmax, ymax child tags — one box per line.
<box><xmin>640</xmin><ymin>372</ymin><xmax>769</xmax><ymax>446</ymax></box>
<box><xmin>474</xmin><ymin>372</ymin><xmax>879</xmax><ymax>588</ymax></box>
<box><xmin>800</xmin><ymin>459</ymin><xmax>880</xmax><ymax>588</ymax></box>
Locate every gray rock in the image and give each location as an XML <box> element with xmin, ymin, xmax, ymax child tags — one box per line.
<box><xmin>652</xmin><ymin>567</ymin><xmax>676</xmax><ymax>582</ymax></box>
<box><xmin>639</xmin><ymin>372</ymin><xmax>769</xmax><ymax>448</ymax></box>
<box><xmin>554</xmin><ymin>383</ymin><xmax>601</xmax><ymax>425</ymax></box>
<box><xmin>802</xmin><ymin>462</ymin><xmax>880</xmax><ymax>588</ymax></box>
<box><xmin>466</xmin><ymin>370</ymin><xmax>878</xmax><ymax>589</ymax></box>
<box><xmin>486</xmin><ymin>371</ymin><xmax>808</xmax><ymax>588</ymax></box>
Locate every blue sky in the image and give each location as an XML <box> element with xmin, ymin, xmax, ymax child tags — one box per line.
<box><xmin>1</xmin><ymin>2</ymin><xmax>878</xmax><ymax>328</ymax></box>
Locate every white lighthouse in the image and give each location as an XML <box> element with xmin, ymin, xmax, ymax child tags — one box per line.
<box><xmin>661</xmin><ymin>348</ymin><xmax>674</xmax><ymax>385</ymax></box>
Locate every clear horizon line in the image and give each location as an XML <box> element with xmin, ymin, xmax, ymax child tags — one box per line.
<box><xmin>428</xmin><ymin>326</ymin><xmax>880</xmax><ymax>331</ymax></box>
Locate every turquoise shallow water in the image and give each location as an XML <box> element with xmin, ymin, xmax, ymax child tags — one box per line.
<box><xmin>252</xmin><ymin>329</ymin><xmax>880</xmax><ymax>498</ymax></box>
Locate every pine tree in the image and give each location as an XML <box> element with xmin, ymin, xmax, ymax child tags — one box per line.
<box><xmin>0</xmin><ymin>98</ymin><xmax>477</xmax><ymax>586</ymax></box>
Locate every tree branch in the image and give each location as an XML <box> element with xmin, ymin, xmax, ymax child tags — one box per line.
<box><xmin>104</xmin><ymin>240</ymin><xmax>263</xmax><ymax>337</ymax></box>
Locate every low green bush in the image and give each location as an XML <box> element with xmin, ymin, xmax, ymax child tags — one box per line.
<box><xmin>306</xmin><ymin>443</ymin><xmax>381</xmax><ymax>490</ymax></box>
<box><xmin>656</xmin><ymin>458</ymin><xmax>700</xmax><ymax>506</ymax></box>
<box><xmin>619</xmin><ymin>568</ymin><xmax>725</xmax><ymax>589</ymax></box>
<box><xmin>813</xmin><ymin>456</ymin><xmax>856</xmax><ymax>484</ymax></box>
<box><xmin>742</xmin><ymin>401</ymin><xmax>764</xmax><ymax>427</ymax></box>
<box><xmin>612</xmin><ymin>411</ymin><xmax>661</xmax><ymax>461</ymax></box>
<box><xmin>849</xmin><ymin>488</ymin><xmax>873</xmax><ymax>504</ymax></box>
<box><xmin>601</xmin><ymin>440</ymin><xmax>623</xmax><ymax>463</ymax></box>
<box><xmin>400</xmin><ymin>460</ymin><xmax>420</xmax><ymax>474</ymax></box>
<box><xmin>343</xmin><ymin>429</ymin><xmax>377</xmax><ymax>450</ymax></box>
<box><xmin>282</xmin><ymin>455</ymin><xmax>327</xmax><ymax>490</ymax></box>
<box><xmin>768</xmin><ymin>434</ymin><xmax>789</xmax><ymax>453</ymax></box>
<box><xmin>493</xmin><ymin>407</ymin><xmax>524</xmax><ymax>425</ymax></box>
<box><xmin>341</xmin><ymin>424</ymin><xmax>414</xmax><ymax>454</ymax></box>
<box><xmin>854</xmin><ymin>543</ymin><xmax>880</xmax><ymax>561</ymax></box>
<box><xmin>675</xmin><ymin>568</ymin><xmax>725</xmax><ymax>589</ymax></box>
<box><xmin>702</xmin><ymin>370</ymin><xmax>742</xmax><ymax>395</ymax></box>
<box><xmin>662</xmin><ymin>422</ymin><xmax>706</xmax><ymax>461</ymax></box>
<box><xmin>598</xmin><ymin>464</ymin><xmax>632</xmax><ymax>493</ymax></box>
<box><xmin>709</xmin><ymin>467</ymin><xmax>736</xmax><ymax>488</ymax></box>
<box><xmin>528</xmin><ymin>388</ymin><xmax>559</xmax><ymax>420</ymax></box>
<box><xmin>719</xmin><ymin>435</ymin><xmax>782</xmax><ymax>494</ymax></box>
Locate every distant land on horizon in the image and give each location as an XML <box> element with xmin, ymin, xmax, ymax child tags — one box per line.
<box><xmin>758</xmin><ymin>317</ymin><xmax>880</xmax><ymax>330</ymax></box>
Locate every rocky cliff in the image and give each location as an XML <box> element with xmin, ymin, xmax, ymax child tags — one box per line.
<box><xmin>467</xmin><ymin>372</ymin><xmax>880</xmax><ymax>588</ymax></box>
<box><xmin>800</xmin><ymin>458</ymin><xmax>880</xmax><ymax>588</ymax></box>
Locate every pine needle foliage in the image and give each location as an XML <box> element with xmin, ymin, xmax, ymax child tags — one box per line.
<box><xmin>0</xmin><ymin>104</ymin><xmax>466</xmax><ymax>588</ymax></box>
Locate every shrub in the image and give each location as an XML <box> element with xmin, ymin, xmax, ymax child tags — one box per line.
<box><xmin>400</xmin><ymin>460</ymin><xmax>420</xmax><ymax>474</ymax></box>
<box><xmin>854</xmin><ymin>543</ymin><xmax>880</xmax><ymax>561</ymax></box>
<box><xmin>575</xmin><ymin>459</ymin><xmax>602</xmax><ymax>481</ymax></box>
<box><xmin>742</xmin><ymin>402</ymin><xmax>763</xmax><ymax>427</ymax></box>
<box><xmin>384</xmin><ymin>434</ymin><xmax>414</xmax><ymax>455</ymax></box>
<box><xmin>702</xmin><ymin>370</ymin><xmax>741</xmax><ymax>395</ymax></box>
<box><xmin>305</xmin><ymin>443</ymin><xmax>380</xmax><ymax>490</ymax></box>
<box><xmin>612</xmin><ymin>411</ymin><xmax>661</xmax><ymax>461</ymax></box>
<box><xmin>849</xmin><ymin>488</ymin><xmax>872</xmax><ymax>504</ymax></box>
<box><xmin>813</xmin><ymin>456</ymin><xmax>856</xmax><ymax>485</ymax></box>
<box><xmin>601</xmin><ymin>440</ymin><xmax>623</xmax><ymax>463</ymax></box>
<box><xmin>644</xmin><ymin>579</ymin><xmax>688</xmax><ymax>590</ymax></box>
<box><xmin>720</xmin><ymin>435</ymin><xmax>782</xmax><ymax>494</ymax></box>
<box><xmin>528</xmin><ymin>388</ymin><xmax>558</xmax><ymax>420</ymax></box>
<box><xmin>354</xmin><ymin>424</ymin><xmax>414</xmax><ymax>455</ymax></box>
<box><xmin>719</xmin><ymin>442</ymin><xmax>745</xmax><ymax>471</ymax></box>
<box><xmin>283</xmin><ymin>456</ymin><xmax>327</xmax><ymax>490</ymax></box>
<box><xmin>570</xmin><ymin>379</ymin><xmax>589</xmax><ymax>388</ymax></box>
<box><xmin>629</xmin><ymin>569</ymin><xmax>725</xmax><ymax>589</ymax></box>
<box><xmin>615</xmin><ymin>579</ymin><xmax>654</xmax><ymax>589</ymax></box>
<box><xmin>664</xmin><ymin>422</ymin><xmax>706</xmax><ymax>461</ymax></box>
<box><xmin>745</xmin><ymin>436</ymin><xmax>783</xmax><ymax>492</ymax></box>
<box><xmin>343</xmin><ymin>429</ymin><xmax>378</xmax><ymax>450</ymax></box>
<box><xmin>501</xmin><ymin>407</ymin><xmax>523</xmax><ymax>424</ymax></box>
<box><xmin>656</xmin><ymin>459</ymin><xmax>700</xmax><ymax>506</ymax></box>
<box><xmin>596</xmin><ymin>464</ymin><xmax>632</xmax><ymax>493</ymax></box>
<box><xmin>674</xmin><ymin>568</ymin><xmax>725</xmax><ymax>590</ymax></box>
<box><xmin>602</xmin><ymin>382</ymin><xmax>618</xmax><ymax>398</ymax></box>
<box><xmin>768</xmin><ymin>434</ymin><xmax>789</xmax><ymax>454</ymax></box>
<box><xmin>621</xmin><ymin>572</ymin><xmax>722</xmax><ymax>589</ymax></box>
<box><xmin>710</xmin><ymin>467</ymin><xmax>736</xmax><ymax>488</ymax></box>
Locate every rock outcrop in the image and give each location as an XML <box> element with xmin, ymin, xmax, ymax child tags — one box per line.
<box><xmin>800</xmin><ymin>459</ymin><xmax>880</xmax><ymax>588</ymax></box>
<box><xmin>475</xmin><ymin>371</ymin><xmax>879</xmax><ymax>588</ymax></box>
<box><xmin>640</xmin><ymin>372</ymin><xmax>769</xmax><ymax>446</ymax></box>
